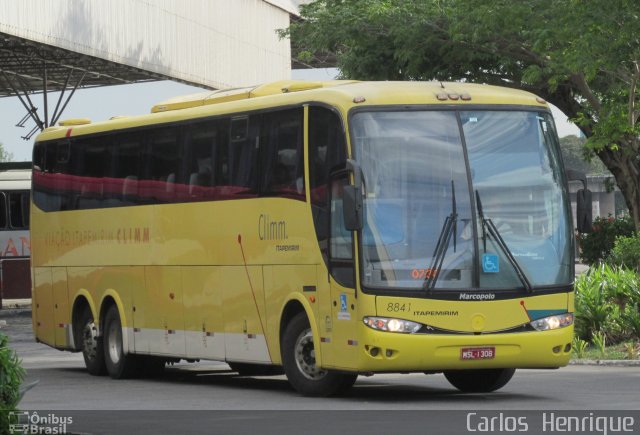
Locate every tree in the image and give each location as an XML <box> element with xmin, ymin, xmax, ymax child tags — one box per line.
<box><xmin>560</xmin><ymin>135</ymin><xmax>609</xmax><ymax>176</ymax></box>
<box><xmin>0</xmin><ymin>143</ymin><xmax>13</xmax><ymax>162</ymax></box>
<box><xmin>283</xmin><ymin>0</ymin><xmax>640</xmax><ymax>229</ymax></box>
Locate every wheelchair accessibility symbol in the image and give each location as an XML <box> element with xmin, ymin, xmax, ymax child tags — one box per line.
<box><xmin>482</xmin><ymin>253</ymin><xmax>499</xmax><ymax>273</ymax></box>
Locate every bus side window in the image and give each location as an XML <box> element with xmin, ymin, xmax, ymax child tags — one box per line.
<box><xmin>215</xmin><ymin>119</ymin><xmax>230</xmax><ymax>188</ymax></box>
<box><xmin>0</xmin><ymin>192</ymin><xmax>6</xmax><ymax>229</ymax></box>
<box><xmin>185</xmin><ymin>122</ymin><xmax>215</xmax><ymax>199</ymax></box>
<box><xmin>308</xmin><ymin>106</ymin><xmax>347</xmax><ymax>256</ymax></box>
<box><xmin>75</xmin><ymin>138</ymin><xmax>109</xmax><ymax>210</ymax></box>
<box><xmin>111</xmin><ymin>133</ymin><xmax>143</xmax><ymax>205</ymax></box>
<box><xmin>49</xmin><ymin>140</ymin><xmax>73</xmax><ymax>211</ymax></box>
<box><xmin>144</xmin><ymin>127</ymin><xmax>181</xmax><ymax>203</ymax></box>
<box><xmin>21</xmin><ymin>191</ymin><xmax>30</xmax><ymax>228</ymax></box>
<box><xmin>9</xmin><ymin>191</ymin><xmax>28</xmax><ymax>229</ymax></box>
<box><xmin>329</xmin><ymin>177</ymin><xmax>355</xmax><ymax>288</ymax></box>
<box><xmin>229</xmin><ymin>117</ymin><xmax>258</xmax><ymax>196</ymax></box>
<box><xmin>260</xmin><ymin>108</ymin><xmax>304</xmax><ymax>200</ymax></box>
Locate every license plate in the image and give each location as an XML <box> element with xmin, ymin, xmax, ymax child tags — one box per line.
<box><xmin>460</xmin><ymin>347</ymin><xmax>495</xmax><ymax>360</ymax></box>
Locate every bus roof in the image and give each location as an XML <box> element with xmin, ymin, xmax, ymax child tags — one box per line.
<box><xmin>0</xmin><ymin>162</ymin><xmax>32</xmax><ymax>190</ymax></box>
<box><xmin>36</xmin><ymin>80</ymin><xmax>548</xmax><ymax>142</ymax></box>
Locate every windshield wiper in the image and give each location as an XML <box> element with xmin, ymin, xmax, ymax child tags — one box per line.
<box><xmin>424</xmin><ymin>180</ymin><xmax>457</xmax><ymax>290</ymax></box>
<box><xmin>475</xmin><ymin>190</ymin><xmax>533</xmax><ymax>292</ymax></box>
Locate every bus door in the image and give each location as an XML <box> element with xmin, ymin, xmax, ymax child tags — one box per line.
<box><xmin>319</xmin><ymin>175</ymin><xmax>358</xmax><ymax>369</ymax></box>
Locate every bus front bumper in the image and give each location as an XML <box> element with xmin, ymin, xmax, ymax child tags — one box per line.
<box><xmin>352</xmin><ymin>325</ymin><xmax>573</xmax><ymax>373</ymax></box>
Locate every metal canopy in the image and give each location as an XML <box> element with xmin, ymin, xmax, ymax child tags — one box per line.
<box><xmin>0</xmin><ymin>32</ymin><xmax>176</xmax><ymax>139</ymax></box>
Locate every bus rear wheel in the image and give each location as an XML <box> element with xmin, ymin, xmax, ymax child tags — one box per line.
<box><xmin>444</xmin><ymin>368</ymin><xmax>515</xmax><ymax>393</ymax></box>
<box><xmin>103</xmin><ymin>305</ymin><xmax>140</xmax><ymax>379</ymax></box>
<box><xmin>282</xmin><ymin>312</ymin><xmax>357</xmax><ymax>397</ymax></box>
<box><xmin>78</xmin><ymin>307</ymin><xmax>106</xmax><ymax>376</ymax></box>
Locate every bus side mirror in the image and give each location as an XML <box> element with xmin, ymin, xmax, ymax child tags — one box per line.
<box><xmin>343</xmin><ymin>185</ymin><xmax>363</xmax><ymax>231</ymax></box>
<box><xmin>566</xmin><ymin>169</ymin><xmax>593</xmax><ymax>233</ymax></box>
<box><xmin>343</xmin><ymin>159</ymin><xmax>364</xmax><ymax>231</ymax></box>
<box><xmin>576</xmin><ymin>188</ymin><xmax>593</xmax><ymax>233</ymax></box>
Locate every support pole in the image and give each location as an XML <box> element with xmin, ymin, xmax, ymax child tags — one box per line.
<box><xmin>1</xmin><ymin>70</ymin><xmax>43</xmax><ymax>129</ymax></box>
<box><xmin>51</xmin><ymin>71</ymin><xmax>86</xmax><ymax>126</ymax></box>
<box><xmin>50</xmin><ymin>69</ymin><xmax>73</xmax><ymax>126</ymax></box>
<box><xmin>43</xmin><ymin>62</ymin><xmax>49</xmax><ymax>128</ymax></box>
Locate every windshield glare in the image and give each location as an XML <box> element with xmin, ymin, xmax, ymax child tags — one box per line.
<box><xmin>351</xmin><ymin>109</ymin><xmax>572</xmax><ymax>291</ymax></box>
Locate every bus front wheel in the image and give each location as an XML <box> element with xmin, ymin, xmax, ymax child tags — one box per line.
<box><xmin>103</xmin><ymin>305</ymin><xmax>140</xmax><ymax>379</ymax></box>
<box><xmin>78</xmin><ymin>307</ymin><xmax>106</xmax><ymax>376</ymax></box>
<box><xmin>282</xmin><ymin>312</ymin><xmax>357</xmax><ymax>397</ymax></box>
<box><xmin>444</xmin><ymin>368</ymin><xmax>515</xmax><ymax>393</ymax></box>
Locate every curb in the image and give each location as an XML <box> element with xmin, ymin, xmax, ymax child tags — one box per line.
<box><xmin>0</xmin><ymin>308</ymin><xmax>32</xmax><ymax>318</ymax></box>
<box><xmin>569</xmin><ymin>359</ymin><xmax>640</xmax><ymax>367</ymax></box>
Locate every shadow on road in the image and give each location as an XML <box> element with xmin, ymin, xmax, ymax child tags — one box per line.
<box><xmin>64</xmin><ymin>364</ymin><xmax>544</xmax><ymax>404</ymax></box>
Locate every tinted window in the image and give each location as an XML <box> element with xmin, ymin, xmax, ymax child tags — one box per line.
<box><xmin>260</xmin><ymin>109</ymin><xmax>304</xmax><ymax>200</ymax></box>
<box><xmin>141</xmin><ymin>127</ymin><xmax>181</xmax><ymax>203</ymax></box>
<box><xmin>308</xmin><ymin>106</ymin><xmax>347</xmax><ymax>251</ymax></box>
<box><xmin>0</xmin><ymin>193</ymin><xmax>6</xmax><ymax>228</ymax></box>
<box><xmin>33</xmin><ymin>110</ymin><xmax>311</xmax><ymax>211</ymax></box>
<box><xmin>229</xmin><ymin>117</ymin><xmax>258</xmax><ymax>196</ymax></box>
<box><xmin>9</xmin><ymin>191</ymin><xmax>29</xmax><ymax>229</ymax></box>
<box><xmin>75</xmin><ymin>137</ymin><xmax>110</xmax><ymax>210</ymax></box>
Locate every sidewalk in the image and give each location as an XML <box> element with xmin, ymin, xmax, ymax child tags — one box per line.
<box><xmin>0</xmin><ymin>298</ymin><xmax>32</xmax><ymax>318</ymax></box>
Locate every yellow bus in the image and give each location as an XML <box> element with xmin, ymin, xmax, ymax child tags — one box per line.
<box><xmin>31</xmin><ymin>80</ymin><xmax>590</xmax><ymax>396</ymax></box>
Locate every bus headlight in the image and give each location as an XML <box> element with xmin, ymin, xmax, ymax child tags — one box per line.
<box><xmin>530</xmin><ymin>313</ymin><xmax>574</xmax><ymax>331</ymax></box>
<box><xmin>363</xmin><ymin>316</ymin><xmax>422</xmax><ymax>333</ymax></box>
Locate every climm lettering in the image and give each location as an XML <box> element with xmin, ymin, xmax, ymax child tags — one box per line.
<box><xmin>258</xmin><ymin>214</ymin><xmax>287</xmax><ymax>240</ymax></box>
<box><xmin>116</xmin><ymin>227</ymin><xmax>150</xmax><ymax>244</ymax></box>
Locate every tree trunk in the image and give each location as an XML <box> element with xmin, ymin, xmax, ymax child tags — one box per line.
<box><xmin>544</xmin><ymin>86</ymin><xmax>640</xmax><ymax>231</ymax></box>
<box><xmin>596</xmin><ymin>145</ymin><xmax>640</xmax><ymax>231</ymax></box>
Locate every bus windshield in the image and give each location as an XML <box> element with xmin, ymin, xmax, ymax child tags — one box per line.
<box><xmin>351</xmin><ymin>109</ymin><xmax>572</xmax><ymax>292</ymax></box>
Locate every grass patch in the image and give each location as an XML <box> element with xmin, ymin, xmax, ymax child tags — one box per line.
<box><xmin>572</xmin><ymin>341</ymin><xmax>639</xmax><ymax>360</ymax></box>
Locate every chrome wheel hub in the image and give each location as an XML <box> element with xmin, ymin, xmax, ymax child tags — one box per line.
<box><xmin>294</xmin><ymin>328</ymin><xmax>327</xmax><ymax>380</ymax></box>
<box><xmin>82</xmin><ymin>322</ymin><xmax>99</xmax><ymax>361</ymax></box>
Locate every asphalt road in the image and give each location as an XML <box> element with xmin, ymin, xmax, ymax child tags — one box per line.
<box><xmin>2</xmin><ymin>313</ymin><xmax>640</xmax><ymax>435</ymax></box>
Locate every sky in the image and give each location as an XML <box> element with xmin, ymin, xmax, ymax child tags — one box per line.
<box><xmin>0</xmin><ymin>67</ymin><xmax>581</xmax><ymax>162</ymax></box>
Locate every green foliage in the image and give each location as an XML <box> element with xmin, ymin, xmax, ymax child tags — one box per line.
<box><xmin>574</xmin><ymin>266</ymin><xmax>617</xmax><ymax>341</ymax></box>
<box><xmin>591</xmin><ymin>331</ymin><xmax>607</xmax><ymax>358</ymax></box>
<box><xmin>624</xmin><ymin>342</ymin><xmax>639</xmax><ymax>359</ymax></box>
<box><xmin>621</xmin><ymin>303</ymin><xmax>640</xmax><ymax>340</ymax></box>
<box><xmin>609</xmin><ymin>233</ymin><xmax>640</xmax><ymax>272</ymax></box>
<box><xmin>0</xmin><ymin>333</ymin><xmax>25</xmax><ymax>432</ymax></box>
<box><xmin>285</xmin><ymin>0</ymin><xmax>640</xmax><ymax>230</ymax></box>
<box><xmin>577</xmin><ymin>216</ymin><xmax>635</xmax><ymax>265</ymax></box>
<box><xmin>574</xmin><ymin>264</ymin><xmax>640</xmax><ymax>346</ymax></box>
<box><xmin>572</xmin><ymin>337</ymin><xmax>589</xmax><ymax>359</ymax></box>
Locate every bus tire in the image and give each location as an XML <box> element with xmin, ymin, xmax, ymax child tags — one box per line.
<box><xmin>103</xmin><ymin>305</ymin><xmax>140</xmax><ymax>379</ymax></box>
<box><xmin>78</xmin><ymin>307</ymin><xmax>106</xmax><ymax>376</ymax></box>
<box><xmin>282</xmin><ymin>312</ymin><xmax>357</xmax><ymax>397</ymax></box>
<box><xmin>443</xmin><ymin>368</ymin><xmax>515</xmax><ymax>393</ymax></box>
<box><xmin>229</xmin><ymin>362</ymin><xmax>284</xmax><ymax>376</ymax></box>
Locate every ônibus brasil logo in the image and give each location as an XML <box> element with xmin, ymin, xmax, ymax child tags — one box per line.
<box><xmin>8</xmin><ymin>411</ymin><xmax>73</xmax><ymax>434</ymax></box>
